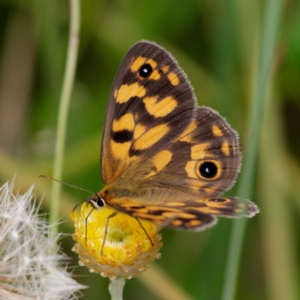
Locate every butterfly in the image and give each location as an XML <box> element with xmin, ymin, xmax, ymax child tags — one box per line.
<box><xmin>88</xmin><ymin>40</ymin><xmax>259</xmax><ymax>231</ymax></box>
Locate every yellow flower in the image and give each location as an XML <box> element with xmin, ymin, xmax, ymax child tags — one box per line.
<box><xmin>71</xmin><ymin>203</ymin><xmax>162</xmax><ymax>280</ymax></box>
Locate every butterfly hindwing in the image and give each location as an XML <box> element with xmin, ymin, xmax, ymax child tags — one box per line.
<box><xmin>106</xmin><ymin>196</ymin><xmax>258</xmax><ymax>230</ymax></box>
<box><xmin>134</xmin><ymin>106</ymin><xmax>241</xmax><ymax>200</ymax></box>
<box><xmin>101</xmin><ymin>40</ymin><xmax>197</xmax><ymax>184</ymax></box>
<box><xmin>104</xmin><ymin>106</ymin><xmax>241</xmax><ymax>205</ymax></box>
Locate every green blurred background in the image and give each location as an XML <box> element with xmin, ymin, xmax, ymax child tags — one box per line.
<box><xmin>0</xmin><ymin>1</ymin><xmax>299</xmax><ymax>299</ymax></box>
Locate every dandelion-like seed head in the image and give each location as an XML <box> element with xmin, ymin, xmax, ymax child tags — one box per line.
<box><xmin>71</xmin><ymin>202</ymin><xmax>162</xmax><ymax>280</ymax></box>
<box><xmin>0</xmin><ymin>180</ymin><xmax>85</xmax><ymax>300</ymax></box>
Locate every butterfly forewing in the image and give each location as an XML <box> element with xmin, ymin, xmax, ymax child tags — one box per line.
<box><xmin>101</xmin><ymin>41</ymin><xmax>197</xmax><ymax>184</ymax></box>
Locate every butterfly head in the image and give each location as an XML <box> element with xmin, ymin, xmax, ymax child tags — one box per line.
<box><xmin>87</xmin><ymin>193</ymin><xmax>105</xmax><ymax>210</ymax></box>
<box><xmin>87</xmin><ymin>186</ymin><xmax>117</xmax><ymax>210</ymax></box>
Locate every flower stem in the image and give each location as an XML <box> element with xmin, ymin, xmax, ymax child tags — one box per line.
<box><xmin>49</xmin><ymin>0</ymin><xmax>80</xmax><ymax>234</ymax></box>
<box><xmin>109</xmin><ymin>279</ymin><xmax>125</xmax><ymax>300</ymax></box>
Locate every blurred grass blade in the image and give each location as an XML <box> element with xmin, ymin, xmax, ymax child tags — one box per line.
<box><xmin>259</xmin><ymin>96</ymin><xmax>299</xmax><ymax>300</ymax></box>
<box><xmin>221</xmin><ymin>0</ymin><xmax>283</xmax><ymax>299</ymax></box>
<box><xmin>139</xmin><ymin>264</ymin><xmax>195</xmax><ymax>300</ymax></box>
<box><xmin>50</xmin><ymin>0</ymin><xmax>80</xmax><ymax>231</ymax></box>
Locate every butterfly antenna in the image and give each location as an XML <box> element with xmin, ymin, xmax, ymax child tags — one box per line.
<box><xmin>38</xmin><ymin>174</ymin><xmax>94</xmax><ymax>196</ymax></box>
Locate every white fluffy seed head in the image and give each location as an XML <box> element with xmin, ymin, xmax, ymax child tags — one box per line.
<box><xmin>0</xmin><ymin>180</ymin><xmax>85</xmax><ymax>300</ymax></box>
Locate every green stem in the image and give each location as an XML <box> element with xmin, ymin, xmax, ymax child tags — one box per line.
<box><xmin>49</xmin><ymin>0</ymin><xmax>80</xmax><ymax>232</ymax></box>
<box><xmin>109</xmin><ymin>279</ymin><xmax>125</xmax><ymax>300</ymax></box>
<box><xmin>221</xmin><ymin>0</ymin><xmax>283</xmax><ymax>299</ymax></box>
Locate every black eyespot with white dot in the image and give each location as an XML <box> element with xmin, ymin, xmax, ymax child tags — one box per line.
<box><xmin>199</xmin><ymin>161</ymin><xmax>218</xmax><ymax>179</ymax></box>
<box><xmin>139</xmin><ymin>64</ymin><xmax>153</xmax><ymax>78</ymax></box>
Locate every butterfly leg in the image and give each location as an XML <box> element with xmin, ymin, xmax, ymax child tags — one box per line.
<box><xmin>135</xmin><ymin>218</ymin><xmax>154</xmax><ymax>246</ymax></box>
<box><xmin>101</xmin><ymin>211</ymin><xmax>118</xmax><ymax>255</ymax></box>
<box><xmin>85</xmin><ymin>207</ymin><xmax>95</xmax><ymax>245</ymax></box>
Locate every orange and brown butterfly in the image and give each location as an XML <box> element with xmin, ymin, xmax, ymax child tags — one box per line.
<box><xmin>88</xmin><ymin>40</ymin><xmax>259</xmax><ymax>231</ymax></box>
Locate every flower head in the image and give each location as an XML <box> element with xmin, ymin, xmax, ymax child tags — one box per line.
<box><xmin>71</xmin><ymin>202</ymin><xmax>162</xmax><ymax>280</ymax></box>
<box><xmin>0</xmin><ymin>180</ymin><xmax>85</xmax><ymax>300</ymax></box>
